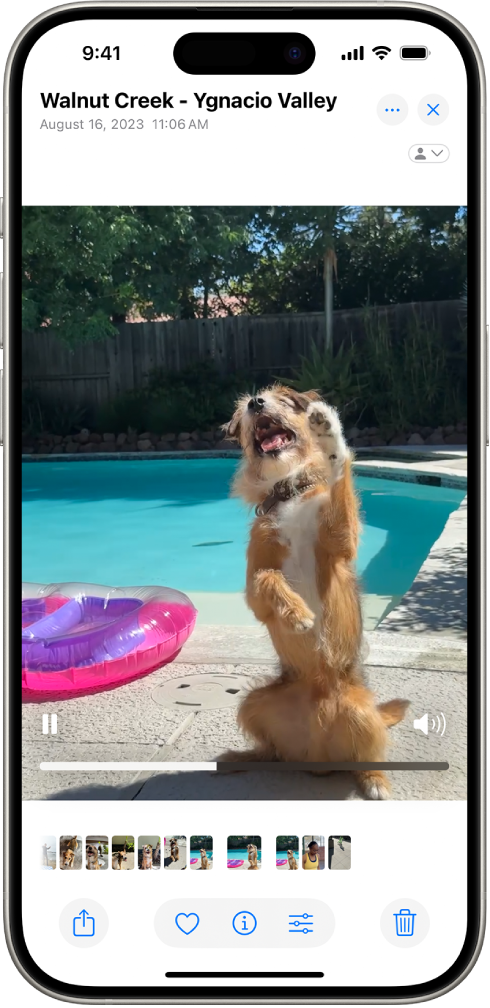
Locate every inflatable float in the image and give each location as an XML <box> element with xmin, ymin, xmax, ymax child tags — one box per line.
<box><xmin>227</xmin><ymin>859</ymin><xmax>244</xmax><ymax>868</ymax></box>
<box><xmin>22</xmin><ymin>582</ymin><xmax>197</xmax><ymax>693</ymax></box>
<box><xmin>276</xmin><ymin>859</ymin><xmax>288</xmax><ymax>866</ymax></box>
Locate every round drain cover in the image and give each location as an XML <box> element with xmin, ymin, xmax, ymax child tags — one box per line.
<box><xmin>151</xmin><ymin>672</ymin><xmax>252</xmax><ymax>710</ymax></box>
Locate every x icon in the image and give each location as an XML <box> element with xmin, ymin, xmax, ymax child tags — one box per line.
<box><xmin>427</xmin><ymin>103</ymin><xmax>440</xmax><ymax>116</ymax></box>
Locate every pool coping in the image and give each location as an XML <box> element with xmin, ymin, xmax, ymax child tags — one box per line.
<box><xmin>22</xmin><ymin>448</ymin><xmax>467</xmax><ymax>490</ymax></box>
<box><xmin>378</xmin><ymin>495</ymin><xmax>467</xmax><ymax>637</ymax></box>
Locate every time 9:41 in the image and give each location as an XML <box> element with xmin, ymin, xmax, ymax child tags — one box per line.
<box><xmin>83</xmin><ymin>46</ymin><xmax>120</xmax><ymax>60</ymax></box>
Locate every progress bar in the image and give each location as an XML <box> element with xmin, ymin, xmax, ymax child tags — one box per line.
<box><xmin>40</xmin><ymin>761</ymin><xmax>449</xmax><ymax>771</ymax></box>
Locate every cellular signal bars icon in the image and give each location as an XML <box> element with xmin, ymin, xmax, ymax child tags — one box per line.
<box><xmin>341</xmin><ymin>46</ymin><xmax>364</xmax><ymax>61</ymax></box>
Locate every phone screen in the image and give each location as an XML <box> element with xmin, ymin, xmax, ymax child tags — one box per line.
<box><xmin>7</xmin><ymin>4</ymin><xmax>482</xmax><ymax>1003</ymax></box>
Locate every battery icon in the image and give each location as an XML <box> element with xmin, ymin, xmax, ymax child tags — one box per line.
<box><xmin>400</xmin><ymin>46</ymin><xmax>430</xmax><ymax>60</ymax></box>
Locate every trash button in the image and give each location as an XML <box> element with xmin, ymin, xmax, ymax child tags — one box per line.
<box><xmin>380</xmin><ymin>898</ymin><xmax>430</xmax><ymax>948</ymax></box>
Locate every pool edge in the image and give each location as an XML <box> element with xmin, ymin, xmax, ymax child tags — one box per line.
<box><xmin>21</xmin><ymin>450</ymin><xmax>468</xmax><ymax>490</ymax></box>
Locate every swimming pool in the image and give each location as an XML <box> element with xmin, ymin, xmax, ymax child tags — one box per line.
<box><xmin>227</xmin><ymin>849</ymin><xmax>262</xmax><ymax>861</ymax></box>
<box><xmin>22</xmin><ymin>459</ymin><xmax>465</xmax><ymax>627</ymax></box>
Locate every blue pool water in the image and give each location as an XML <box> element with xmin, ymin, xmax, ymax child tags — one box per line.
<box><xmin>22</xmin><ymin>459</ymin><xmax>465</xmax><ymax>597</ymax></box>
<box><xmin>227</xmin><ymin>849</ymin><xmax>262</xmax><ymax>861</ymax></box>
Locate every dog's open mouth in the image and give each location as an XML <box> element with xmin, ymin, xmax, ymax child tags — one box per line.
<box><xmin>254</xmin><ymin>415</ymin><xmax>295</xmax><ymax>454</ymax></box>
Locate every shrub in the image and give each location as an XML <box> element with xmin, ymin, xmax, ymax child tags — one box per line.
<box><xmin>277</xmin><ymin>339</ymin><xmax>369</xmax><ymax>424</ymax></box>
<box><xmin>95</xmin><ymin>361</ymin><xmax>252</xmax><ymax>434</ymax></box>
<box><xmin>361</xmin><ymin>308</ymin><xmax>467</xmax><ymax>428</ymax></box>
<box><xmin>22</xmin><ymin>387</ymin><xmax>88</xmax><ymax>437</ymax></box>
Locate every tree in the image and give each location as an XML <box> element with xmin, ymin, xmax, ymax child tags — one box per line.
<box><xmin>22</xmin><ymin>205</ymin><xmax>467</xmax><ymax>344</ymax></box>
<box><xmin>223</xmin><ymin>206</ymin><xmax>466</xmax><ymax>315</ymax></box>
<box><xmin>22</xmin><ymin>206</ymin><xmax>256</xmax><ymax>341</ymax></box>
<box><xmin>264</xmin><ymin>206</ymin><xmax>348</xmax><ymax>348</ymax></box>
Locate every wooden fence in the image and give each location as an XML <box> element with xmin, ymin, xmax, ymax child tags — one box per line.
<box><xmin>22</xmin><ymin>300</ymin><xmax>464</xmax><ymax>410</ymax></box>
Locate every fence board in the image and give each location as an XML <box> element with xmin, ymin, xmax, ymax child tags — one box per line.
<box><xmin>22</xmin><ymin>301</ymin><xmax>464</xmax><ymax>409</ymax></box>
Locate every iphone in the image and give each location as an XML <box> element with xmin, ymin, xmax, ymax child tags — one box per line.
<box><xmin>3</xmin><ymin>2</ymin><xmax>485</xmax><ymax>1003</ymax></box>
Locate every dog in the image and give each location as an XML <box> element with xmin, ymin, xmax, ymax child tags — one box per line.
<box><xmin>287</xmin><ymin>849</ymin><xmax>298</xmax><ymax>870</ymax></box>
<box><xmin>169</xmin><ymin>839</ymin><xmax>179</xmax><ymax>862</ymax></box>
<box><xmin>218</xmin><ymin>385</ymin><xmax>409</xmax><ymax>800</ymax></box>
<box><xmin>200</xmin><ymin>848</ymin><xmax>210</xmax><ymax>870</ymax></box>
<box><xmin>61</xmin><ymin>848</ymin><xmax>75</xmax><ymax>869</ymax></box>
<box><xmin>86</xmin><ymin>844</ymin><xmax>101</xmax><ymax>870</ymax></box>
<box><xmin>141</xmin><ymin>844</ymin><xmax>153</xmax><ymax>869</ymax></box>
<box><xmin>65</xmin><ymin>836</ymin><xmax>78</xmax><ymax>852</ymax></box>
<box><xmin>247</xmin><ymin>843</ymin><xmax>259</xmax><ymax>869</ymax></box>
<box><xmin>112</xmin><ymin>851</ymin><xmax>127</xmax><ymax>869</ymax></box>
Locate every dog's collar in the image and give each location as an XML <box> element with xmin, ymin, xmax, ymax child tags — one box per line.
<box><xmin>255</xmin><ymin>475</ymin><xmax>319</xmax><ymax>517</ymax></box>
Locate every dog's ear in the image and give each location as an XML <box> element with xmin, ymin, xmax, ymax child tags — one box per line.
<box><xmin>288</xmin><ymin>389</ymin><xmax>322</xmax><ymax>411</ymax></box>
<box><xmin>221</xmin><ymin>408</ymin><xmax>242</xmax><ymax>443</ymax></box>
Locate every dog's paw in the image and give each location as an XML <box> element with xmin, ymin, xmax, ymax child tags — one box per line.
<box><xmin>307</xmin><ymin>400</ymin><xmax>340</xmax><ymax>436</ymax></box>
<box><xmin>307</xmin><ymin>401</ymin><xmax>348</xmax><ymax>478</ymax></box>
<box><xmin>356</xmin><ymin>771</ymin><xmax>391</xmax><ymax>801</ymax></box>
<box><xmin>281</xmin><ymin>605</ymin><xmax>316</xmax><ymax>634</ymax></box>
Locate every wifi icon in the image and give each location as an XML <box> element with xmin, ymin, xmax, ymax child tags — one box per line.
<box><xmin>373</xmin><ymin>45</ymin><xmax>392</xmax><ymax>60</ymax></box>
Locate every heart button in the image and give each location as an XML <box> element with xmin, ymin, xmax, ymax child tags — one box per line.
<box><xmin>175</xmin><ymin>912</ymin><xmax>200</xmax><ymax>935</ymax></box>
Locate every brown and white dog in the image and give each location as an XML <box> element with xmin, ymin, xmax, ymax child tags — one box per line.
<box><xmin>200</xmin><ymin>848</ymin><xmax>210</xmax><ymax>870</ymax></box>
<box><xmin>86</xmin><ymin>844</ymin><xmax>101</xmax><ymax>870</ymax></box>
<box><xmin>141</xmin><ymin>844</ymin><xmax>153</xmax><ymax>870</ymax></box>
<box><xmin>219</xmin><ymin>385</ymin><xmax>409</xmax><ymax>800</ymax></box>
<box><xmin>112</xmin><ymin>851</ymin><xmax>127</xmax><ymax>870</ymax></box>
<box><xmin>61</xmin><ymin>848</ymin><xmax>75</xmax><ymax>869</ymax></box>
<box><xmin>169</xmin><ymin>839</ymin><xmax>179</xmax><ymax>862</ymax></box>
<box><xmin>247</xmin><ymin>843</ymin><xmax>259</xmax><ymax>869</ymax></box>
<box><xmin>287</xmin><ymin>849</ymin><xmax>298</xmax><ymax>870</ymax></box>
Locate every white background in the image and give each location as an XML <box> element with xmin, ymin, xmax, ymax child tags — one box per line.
<box><xmin>20</xmin><ymin>14</ymin><xmax>468</xmax><ymax>204</ymax></box>
<box><xmin>22</xmin><ymin>802</ymin><xmax>467</xmax><ymax>983</ymax></box>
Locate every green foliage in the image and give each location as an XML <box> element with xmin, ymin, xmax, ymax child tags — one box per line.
<box><xmin>361</xmin><ymin>308</ymin><xmax>467</xmax><ymax>428</ymax></box>
<box><xmin>276</xmin><ymin>836</ymin><xmax>299</xmax><ymax>850</ymax></box>
<box><xmin>273</xmin><ymin>307</ymin><xmax>467</xmax><ymax>429</ymax></box>
<box><xmin>22</xmin><ymin>206</ymin><xmax>467</xmax><ymax>344</ymax></box>
<box><xmin>95</xmin><ymin>361</ymin><xmax>248</xmax><ymax>434</ymax></box>
<box><xmin>22</xmin><ymin>206</ymin><xmax>256</xmax><ymax>342</ymax></box>
<box><xmin>190</xmin><ymin>836</ymin><xmax>213</xmax><ymax>850</ymax></box>
<box><xmin>280</xmin><ymin>339</ymin><xmax>369</xmax><ymax>422</ymax></box>
<box><xmin>22</xmin><ymin>386</ymin><xmax>88</xmax><ymax>437</ymax></box>
<box><xmin>227</xmin><ymin>836</ymin><xmax>261</xmax><ymax>849</ymax></box>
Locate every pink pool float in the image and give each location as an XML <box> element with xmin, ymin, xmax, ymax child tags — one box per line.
<box><xmin>22</xmin><ymin>582</ymin><xmax>197</xmax><ymax>694</ymax></box>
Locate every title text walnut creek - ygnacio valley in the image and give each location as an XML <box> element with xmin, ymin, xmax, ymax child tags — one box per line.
<box><xmin>39</xmin><ymin>91</ymin><xmax>338</xmax><ymax>111</ymax></box>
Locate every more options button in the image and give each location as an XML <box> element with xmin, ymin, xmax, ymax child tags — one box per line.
<box><xmin>155</xmin><ymin>899</ymin><xmax>334</xmax><ymax>948</ymax></box>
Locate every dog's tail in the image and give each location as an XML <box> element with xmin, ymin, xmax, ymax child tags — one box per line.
<box><xmin>377</xmin><ymin>698</ymin><xmax>410</xmax><ymax>727</ymax></box>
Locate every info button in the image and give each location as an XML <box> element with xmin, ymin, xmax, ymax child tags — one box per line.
<box><xmin>409</xmin><ymin>144</ymin><xmax>449</xmax><ymax>163</ymax></box>
<box><xmin>155</xmin><ymin>899</ymin><xmax>334</xmax><ymax>948</ymax></box>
